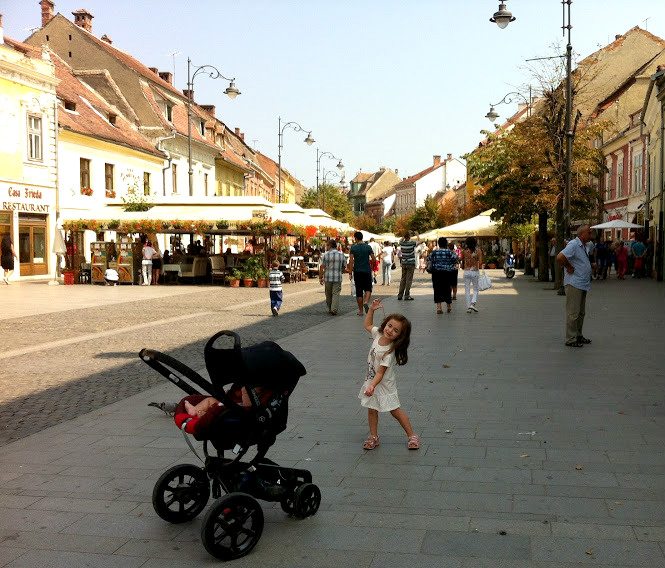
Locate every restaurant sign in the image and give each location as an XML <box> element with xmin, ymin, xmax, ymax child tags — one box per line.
<box><xmin>251</xmin><ymin>209</ymin><xmax>268</xmax><ymax>220</ymax></box>
<box><xmin>1</xmin><ymin>182</ymin><xmax>52</xmax><ymax>213</ymax></box>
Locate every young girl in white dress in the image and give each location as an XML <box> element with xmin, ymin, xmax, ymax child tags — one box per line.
<box><xmin>358</xmin><ymin>299</ymin><xmax>420</xmax><ymax>450</ymax></box>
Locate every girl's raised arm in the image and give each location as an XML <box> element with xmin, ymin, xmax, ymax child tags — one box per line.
<box><xmin>364</xmin><ymin>299</ymin><xmax>382</xmax><ymax>332</ymax></box>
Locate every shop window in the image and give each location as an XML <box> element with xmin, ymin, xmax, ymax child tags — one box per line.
<box><xmin>27</xmin><ymin>115</ymin><xmax>42</xmax><ymax>161</ymax></box>
<box><xmin>143</xmin><ymin>172</ymin><xmax>151</xmax><ymax>196</ymax></box>
<box><xmin>18</xmin><ymin>214</ymin><xmax>48</xmax><ymax>276</ymax></box>
<box><xmin>80</xmin><ymin>158</ymin><xmax>91</xmax><ymax>189</ymax></box>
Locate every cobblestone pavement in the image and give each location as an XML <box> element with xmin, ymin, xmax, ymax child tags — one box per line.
<box><xmin>0</xmin><ymin>278</ymin><xmax>365</xmax><ymax>445</ymax></box>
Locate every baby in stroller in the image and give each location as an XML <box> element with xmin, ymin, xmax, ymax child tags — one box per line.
<box><xmin>141</xmin><ymin>330</ymin><xmax>321</xmax><ymax>561</ymax></box>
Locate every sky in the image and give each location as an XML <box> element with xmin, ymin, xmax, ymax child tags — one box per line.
<box><xmin>3</xmin><ymin>0</ymin><xmax>665</xmax><ymax>189</ymax></box>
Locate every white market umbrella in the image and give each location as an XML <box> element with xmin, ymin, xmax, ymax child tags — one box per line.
<box><xmin>591</xmin><ymin>219</ymin><xmax>642</xmax><ymax>229</ymax></box>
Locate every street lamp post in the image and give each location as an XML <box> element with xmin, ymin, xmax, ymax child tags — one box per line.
<box><xmin>491</xmin><ymin>0</ymin><xmax>574</xmax><ymax>294</ymax></box>
<box><xmin>186</xmin><ymin>57</ymin><xmax>240</xmax><ymax>197</ymax></box>
<box><xmin>277</xmin><ymin>117</ymin><xmax>314</xmax><ymax>203</ymax></box>
<box><xmin>316</xmin><ymin>149</ymin><xmax>344</xmax><ymax>207</ymax></box>
<box><xmin>321</xmin><ymin>168</ymin><xmax>345</xmax><ymax>211</ymax></box>
<box><xmin>485</xmin><ymin>88</ymin><xmax>532</xmax><ymax>123</ymax></box>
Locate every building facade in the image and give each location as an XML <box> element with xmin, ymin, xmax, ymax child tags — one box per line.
<box><xmin>0</xmin><ymin>30</ymin><xmax>58</xmax><ymax>280</ymax></box>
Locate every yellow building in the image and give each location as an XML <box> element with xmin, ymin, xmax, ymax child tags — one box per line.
<box><xmin>0</xmin><ymin>26</ymin><xmax>58</xmax><ymax>280</ymax></box>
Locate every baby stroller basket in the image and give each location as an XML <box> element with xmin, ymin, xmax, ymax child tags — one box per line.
<box><xmin>141</xmin><ymin>330</ymin><xmax>320</xmax><ymax>561</ymax></box>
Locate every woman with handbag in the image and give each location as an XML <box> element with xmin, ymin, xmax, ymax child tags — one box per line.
<box><xmin>428</xmin><ymin>237</ymin><xmax>456</xmax><ymax>314</ymax></box>
<box><xmin>462</xmin><ymin>236</ymin><xmax>483</xmax><ymax>313</ymax></box>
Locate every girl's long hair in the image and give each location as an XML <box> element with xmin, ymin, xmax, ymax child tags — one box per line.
<box><xmin>466</xmin><ymin>236</ymin><xmax>477</xmax><ymax>253</ymax></box>
<box><xmin>378</xmin><ymin>313</ymin><xmax>411</xmax><ymax>366</ymax></box>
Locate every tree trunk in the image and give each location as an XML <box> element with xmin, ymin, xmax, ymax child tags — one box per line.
<box><xmin>538</xmin><ymin>211</ymin><xmax>549</xmax><ymax>281</ymax></box>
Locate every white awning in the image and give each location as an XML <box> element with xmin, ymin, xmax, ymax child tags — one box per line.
<box><xmin>420</xmin><ymin>210</ymin><xmax>499</xmax><ymax>239</ymax></box>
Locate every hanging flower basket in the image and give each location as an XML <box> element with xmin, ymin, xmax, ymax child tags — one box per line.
<box><xmin>80</xmin><ymin>187</ymin><xmax>93</xmax><ymax>197</ymax></box>
<box><xmin>105</xmin><ymin>189</ymin><xmax>116</xmax><ymax>199</ymax></box>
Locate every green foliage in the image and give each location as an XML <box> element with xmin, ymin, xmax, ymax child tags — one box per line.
<box><xmin>121</xmin><ymin>169</ymin><xmax>153</xmax><ymax>212</ymax></box>
<box><xmin>354</xmin><ymin>214</ymin><xmax>379</xmax><ymax>232</ymax></box>
<box><xmin>243</xmin><ymin>255</ymin><xmax>267</xmax><ymax>279</ymax></box>
<box><xmin>409</xmin><ymin>196</ymin><xmax>440</xmax><ymax>234</ymax></box>
<box><xmin>299</xmin><ymin>183</ymin><xmax>354</xmax><ymax>223</ymax></box>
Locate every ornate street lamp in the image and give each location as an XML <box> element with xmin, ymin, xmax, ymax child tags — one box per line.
<box><xmin>321</xmin><ymin>168</ymin><xmax>345</xmax><ymax>211</ymax></box>
<box><xmin>186</xmin><ymin>58</ymin><xmax>240</xmax><ymax>196</ymax></box>
<box><xmin>316</xmin><ymin>148</ymin><xmax>344</xmax><ymax>194</ymax></box>
<box><xmin>489</xmin><ymin>1</ymin><xmax>516</xmax><ymax>29</ymax></box>
<box><xmin>491</xmin><ymin>0</ymin><xmax>574</xmax><ymax>294</ymax></box>
<box><xmin>484</xmin><ymin>89</ymin><xmax>532</xmax><ymax>123</ymax></box>
<box><xmin>277</xmin><ymin>117</ymin><xmax>314</xmax><ymax>203</ymax></box>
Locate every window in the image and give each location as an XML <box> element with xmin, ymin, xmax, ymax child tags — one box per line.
<box><xmin>80</xmin><ymin>158</ymin><xmax>90</xmax><ymax>189</ymax></box>
<box><xmin>108</xmin><ymin>113</ymin><xmax>117</xmax><ymax>125</ymax></box>
<box><xmin>143</xmin><ymin>172</ymin><xmax>151</xmax><ymax>196</ymax></box>
<box><xmin>27</xmin><ymin>115</ymin><xmax>42</xmax><ymax>161</ymax></box>
<box><xmin>171</xmin><ymin>163</ymin><xmax>177</xmax><ymax>194</ymax></box>
<box><xmin>199</xmin><ymin>120</ymin><xmax>205</xmax><ymax>136</ymax></box>
<box><xmin>632</xmin><ymin>151</ymin><xmax>643</xmax><ymax>195</ymax></box>
<box><xmin>104</xmin><ymin>163</ymin><xmax>114</xmax><ymax>191</ymax></box>
<box><xmin>165</xmin><ymin>104</ymin><xmax>173</xmax><ymax>122</ymax></box>
<box><xmin>64</xmin><ymin>100</ymin><xmax>76</xmax><ymax>111</ymax></box>
<box><xmin>617</xmin><ymin>158</ymin><xmax>624</xmax><ymax>198</ymax></box>
<box><xmin>204</xmin><ymin>172</ymin><xmax>209</xmax><ymax>196</ymax></box>
<box><xmin>605</xmin><ymin>162</ymin><xmax>611</xmax><ymax>201</ymax></box>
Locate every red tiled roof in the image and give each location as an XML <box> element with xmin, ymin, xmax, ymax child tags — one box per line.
<box><xmin>4</xmin><ymin>37</ymin><xmax>43</xmax><ymax>57</ymax></box>
<box><xmin>351</xmin><ymin>172</ymin><xmax>373</xmax><ymax>183</ymax></box>
<box><xmin>51</xmin><ymin>51</ymin><xmax>164</xmax><ymax>157</ymax></box>
<box><xmin>394</xmin><ymin>162</ymin><xmax>443</xmax><ymax>189</ymax></box>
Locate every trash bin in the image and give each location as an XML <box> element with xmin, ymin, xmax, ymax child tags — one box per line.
<box><xmin>63</xmin><ymin>270</ymin><xmax>75</xmax><ymax>285</ymax></box>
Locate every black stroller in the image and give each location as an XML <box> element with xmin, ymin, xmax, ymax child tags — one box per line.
<box><xmin>140</xmin><ymin>330</ymin><xmax>320</xmax><ymax>561</ymax></box>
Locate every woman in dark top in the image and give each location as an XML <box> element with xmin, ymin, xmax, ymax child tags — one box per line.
<box><xmin>428</xmin><ymin>237</ymin><xmax>456</xmax><ymax>314</ymax></box>
<box><xmin>1</xmin><ymin>234</ymin><xmax>17</xmax><ymax>284</ymax></box>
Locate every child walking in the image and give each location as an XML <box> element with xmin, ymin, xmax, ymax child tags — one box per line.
<box><xmin>269</xmin><ymin>260</ymin><xmax>285</xmax><ymax>316</ymax></box>
<box><xmin>359</xmin><ymin>298</ymin><xmax>420</xmax><ymax>450</ymax></box>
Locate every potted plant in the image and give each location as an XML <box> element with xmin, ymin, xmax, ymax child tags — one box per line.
<box><xmin>241</xmin><ymin>267</ymin><xmax>255</xmax><ymax>288</ymax></box>
<box><xmin>485</xmin><ymin>255</ymin><xmax>498</xmax><ymax>269</ymax></box>
<box><xmin>256</xmin><ymin>264</ymin><xmax>269</xmax><ymax>288</ymax></box>
<box><xmin>226</xmin><ymin>268</ymin><xmax>241</xmax><ymax>287</ymax></box>
<box><xmin>80</xmin><ymin>187</ymin><xmax>93</xmax><ymax>196</ymax></box>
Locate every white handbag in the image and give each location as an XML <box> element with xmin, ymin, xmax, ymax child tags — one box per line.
<box><xmin>478</xmin><ymin>270</ymin><xmax>492</xmax><ymax>291</ymax></box>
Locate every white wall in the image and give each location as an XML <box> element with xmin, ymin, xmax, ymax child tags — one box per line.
<box><xmin>414</xmin><ymin>167</ymin><xmax>444</xmax><ymax>207</ymax></box>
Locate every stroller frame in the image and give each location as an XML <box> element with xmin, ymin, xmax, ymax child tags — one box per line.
<box><xmin>140</xmin><ymin>331</ymin><xmax>320</xmax><ymax>561</ymax></box>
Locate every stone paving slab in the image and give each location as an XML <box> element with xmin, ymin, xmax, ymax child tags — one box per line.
<box><xmin>0</xmin><ymin>272</ymin><xmax>664</xmax><ymax>565</ymax></box>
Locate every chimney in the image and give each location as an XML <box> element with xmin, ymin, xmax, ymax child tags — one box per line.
<box><xmin>447</xmin><ymin>153</ymin><xmax>452</xmax><ymax>161</ymax></box>
<box><xmin>234</xmin><ymin>127</ymin><xmax>245</xmax><ymax>141</ymax></box>
<box><xmin>615</xmin><ymin>34</ymin><xmax>622</xmax><ymax>40</ymax></box>
<box><xmin>433</xmin><ymin>155</ymin><xmax>441</xmax><ymax>166</ymax></box>
<box><xmin>148</xmin><ymin>67</ymin><xmax>159</xmax><ymax>74</ymax></box>
<box><xmin>200</xmin><ymin>104</ymin><xmax>215</xmax><ymax>116</ymax></box>
<box><xmin>394</xmin><ymin>169</ymin><xmax>398</xmax><ymax>175</ymax></box>
<box><xmin>159</xmin><ymin>71</ymin><xmax>173</xmax><ymax>85</ymax></box>
<box><xmin>182</xmin><ymin>89</ymin><xmax>194</xmax><ymax>100</ymax></box>
<box><xmin>72</xmin><ymin>9</ymin><xmax>93</xmax><ymax>33</ymax></box>
<box><xmin>40</xmin><ymin>0</ymin><xmax>54</xmax><ymax>28</ymax></box>
<box><xmin>100</xmin><ymin>34</ymin><xmax>112</xmax><ymax>45</ymax></box>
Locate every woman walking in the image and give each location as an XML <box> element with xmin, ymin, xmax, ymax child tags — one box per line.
<box><xmin>380</xmin><ymin>241</ymin><xmax>394</xmax><ymax>286</ymax></box>
<box><xmin>449</xmin><ymin>241</ymin><xmax>459</xmax><ymax>301</ymax></box>
<box><xmin>1</xmin><ymin>235</ymin><xmax>17</xmax><ymax>284</ymax></box>
<box><xmin>462</xmin><ymin>236</ymin><xmax>483</xmax><ymax>313</ymax></box>
<box><xmin>428</xmin><ymin>237</ymin><xmax>456</xmax><ymax>314</ymax></box>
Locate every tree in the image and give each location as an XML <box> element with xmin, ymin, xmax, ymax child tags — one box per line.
<box><xmin>394</xmin><ymin>214</ymin><xmax>413</xmax><ymax>238</ymax></box>
<box><xmin>299</xmin><ymin>183</ymin><xmax>354</xmax><ymax>224</ymax></box>
<box><xmin>409</xmin><ymin>195</ymin><xmax>440</xmax><ymax>234</ymax></box>
<box><xmin>437</xmin><ymin>196</ymin><xmax>459</xmax><ymax>228</ymax></box>
<box><xmin>354</xmin><ymin>214</ymin><xmax>379</xmax><ymax>232</ymax></box>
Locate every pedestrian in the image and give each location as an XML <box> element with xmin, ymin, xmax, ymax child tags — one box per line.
<box><xmin>448</xmin><ymin>241</ymin><xmax>459</xmax><ymax>300</ymax></box>
<box><xmin>549</xmin><ymin>238</ymin><xmax>557</xmax><ymax>282</ymax></box>
<box><xmin>368</xmin><ymin>238</ymin><xmax>381</xmax><ymax>284</ymax></box>
<box><xmin>141</xmin><ymin>240</ymin><xmax>156</xmax><ymax>285</ymax></box>
<box><xmin>358</xmin><ymin>298</ymin><xmax>419</xmax><ymax>451</ymax></box>
<box><xmin>380</xmin><ymin>241</ymin><xmax>394</xmax><ymax>286</ymax></box>
<box><xmin>615</xmin><ymin>240</ymin><xmax>628</xmax><ymax>279</ymax></box>
<box><xmin>428</xmin><ymin>237</ymin><xmax>457</xmax><ymax>314</ymax></box>
<box><xmin>104</xmin><ymin>267</ymin><xmax>119</xmax><ymax>285</ymax></box>
<box><xmin>319</xmin><ymin>239</ymin><xmax>347</xmax><ymax>316</ymax></box>
<box><xmin>269</xmin><ymin>260</ymin><xmax>285</xmax><ymax>316</ymax></box>
<box><xmin>151</xmin><ymin>242</ymin><xmax>162</xmax><ymax>285</ymax></box>
<box><xmin>417</xmin><ymin>242</ymin><xmax>428</xmax><ymax>273</ymax></box>
<box><xmin>631</xmin><ymin>236</ymin><xmax>646</xmax><ymax>278</ymax></box>
<box><xmin>462</xmin><ymin>236</ymin><xmax>483</xmax><ymax>313</ymax></box>
<box><xmin>1</xmin><ymin>234</ymin><xmax>17</xmax><ymax>284</ymax></box>
<box><xmin>348</xmin><ymin>231</ymin><xmax>375</xmax><ymax>316</ymax></box>
<box><xmin>397</xmin><ymin>232</ymin><xmax>417</xmax><ymax>301</ymax></box>
<box><xmin>556</xmin><ymin>225</ymin><xmax>593</xmax><ymax>348</ymax></box>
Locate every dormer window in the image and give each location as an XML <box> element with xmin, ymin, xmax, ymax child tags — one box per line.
<box><xmin>64</xmin><ymin>100</ymin><xmax>76</xmax><ymax>111</ymax></box>
<box><xmin>108</xmin><ymin>113</ymin><xmax>117</xmax><ymax>125</ymax></box>
<box><xmin>165</xmin><ymin>104</ymin><xmax>173</xmax><ymax>122</ymax></box>
<box><xmin>199</xmin><ymin>121</ymin><xmax>205</xmax><ymax>136</ymax></box>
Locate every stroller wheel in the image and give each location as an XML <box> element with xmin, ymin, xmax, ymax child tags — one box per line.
<box><xmin>279</xmin><ymin>491</ymin><xmax>296</xmax><ymax>515</ymax></box>
<box><xmin>152</xmin><ymin>464</ymin><xmax>210</xmax><ymax>524</ymax></box>
<box><xmin>293</xmin><ymin>483</ymin><xmax>321</xmax><ymax>518</ymax></box>
<box><xmin>201</xmin><ymin>493</ymin><xmax>264</xmax><ymax>560</ymax></box>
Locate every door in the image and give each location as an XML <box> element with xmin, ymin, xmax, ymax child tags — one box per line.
<box><xmin>18</xmin><ymin>214</ymin><xmax>48</xmax><ymax>276</ymax></box>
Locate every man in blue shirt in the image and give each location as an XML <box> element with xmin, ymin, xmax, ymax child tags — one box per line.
<box><xmin>348</xmin><ymin>231</ymin><xmax>376</xmax><ymax>316</ymax></box>
<box><xmin>557</xmin><ymin>225</ymin><xmax>593</xmax><ymax>347</ymax></box>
